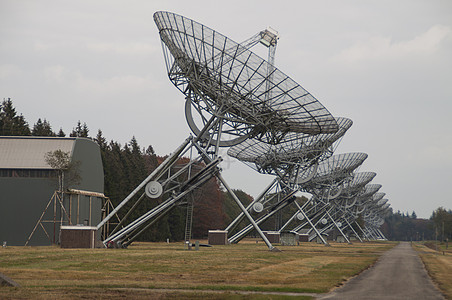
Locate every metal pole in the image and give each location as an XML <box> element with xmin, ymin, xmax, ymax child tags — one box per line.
<box><xmin>225</xmin><ymin>177</ymin><xmax>278</xmax><ymax>232</ymax></box>
<box><xmin>294</xmin><ymin>201</ymin><xmax>329</xmax><ymax>245</ymax></box>
<box><xmin>97</xmin><ymin>137</ymin><xmax>192</xmax><ymax>230</ymax></box>
<box><xmin>217</xmin><ymin>173</ymin><xmax>279</xmax><ymax>251</ymax></box>
<box><xmin>89</xmin><ymin>196</ymin><xmax>92</xmax><ymax>226</ymax></box>
<box><xmin>344</xmin><ymin>217</ymin><xmax>363</xmax><ymax>242</ymax></box>
<box><xmin>53</xmin><ymin>191</ymin><xmax>56</xmax><ymax>244</ymax></box>
<box><xmin>325</xmin><ymin>210</ymin><xmax>350</xmax><ymax>244</ymax></box>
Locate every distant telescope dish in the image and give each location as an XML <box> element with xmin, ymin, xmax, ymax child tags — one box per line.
<box><xmin>340</xmin><ymin>172</ymin><xmax>376</xmax><ymax>198</ymax></box>
<box><xmin>299</xmin><ymin>152</ymin><xmax>367</xmax><ymax>199</ymax></box>
<box><xmin>369</xmin><ymin>192</ymin><xmax>385</xmax><ymax>204</ymax></box>
<box><xmin>227</xmin><ymin>117</ymin><xmax>351</xmax><ymax>177</ymax></box>
<box><xmin>154</xmin><ymin>11</ymin><xmax>338</xmax><ymax>146</ymax></box>
<box><xmin>310</xmin><ymin>152</ymin><xmax>368</xmax><ymax>185</ymax></box>
<box><xmin>359</xmin><ymin>184</ymin><xmax>382</xmax><ymax>199</ymax></box>
<box><xmin>377</xmin><ymin>198</ymin><xmax>388</xmax><ymax>206</ymax></box>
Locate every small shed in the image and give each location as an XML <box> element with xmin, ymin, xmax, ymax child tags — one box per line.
<box><xmin>208</xmin><ymin>230</ymin><xmax>228</xmax><ymax>245</ymax></box>
<box><xmin>298</xmin><ymin>234</ymin><xmax>309</xmax><ymax>242</ymax></box>
<box><xmin>263</xmin><ymin>231</ymin><xmax>280</xmax><ymax>244</ymax></box>
<box><xmin>280</xmin><ymin>231</ymin><xmax>297</xmax><ymax>246</ymax></box>
<box><xmin>60</xmin><ymin>226</ymin><xmax>97</xmax><ymax>248</ymax></box>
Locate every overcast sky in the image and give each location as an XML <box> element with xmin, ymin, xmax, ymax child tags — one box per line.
<box><xmin>1</xmin><ymin>0</ymin><xmax>451</xmax><ymax>218</ymax></box>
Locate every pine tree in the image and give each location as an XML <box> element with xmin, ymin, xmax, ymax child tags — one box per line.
<box><xmin>32</xmin><ymin>118</ymin><xmax>56</xmax><ymax>136</ymax></box>
<box><xmin>0</xmin><ymin>101</ymin><xmax>3</xmax><ymax>131</ymax></box>
<box><xmin>57</xmin><ymin>128</ymin><xmax>66</xmax><ymax>137</ymax></box>
<box><xmin>0</xmin><ymin>98</ymin><xmax>31</xmax><ymax>136</ymax></box>
<box><xmin>70</xmin><ymin>120</ymin><xmax>89</xmax><ymax>137</ymax></box>
<box><xmin>144</xmin><ymin>145</ymin><xmax>158</xmax><ymax>173</ymax></box>
<box><xmin>94</xmin><ymin>129</ymin><xmax>108</xmax><ymax>150</ymax></box>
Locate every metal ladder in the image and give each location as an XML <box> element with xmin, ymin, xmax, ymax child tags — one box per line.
<box><xmin>184</xmin><ymin>196</ymin><xmax>194</xmax><ymax>242</ymax></box>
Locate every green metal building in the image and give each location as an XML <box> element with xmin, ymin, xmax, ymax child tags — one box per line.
<box><xmin>0</xmin><ymin>136</ymin><xmax>104</xmax><ymax>246</ymax></box>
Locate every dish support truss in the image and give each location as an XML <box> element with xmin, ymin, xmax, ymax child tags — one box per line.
<box><xmin>224</xmin><ymin>124</ymin><xmax>354</xmax><ymax>245</ymax></box>
<box><xmin>96</xmin><ymin>24</ymin><xmax>295</xmax><ymax>251</ymax></box>
<box><xmin>287</xmin><ymin>172</ymin><xmax>380</xmax><ymax>243</ymax></box>
<box><xmin>97</xmin><ymin>134</ymin><xmax>280</xmax><ymax>250</ymax></box>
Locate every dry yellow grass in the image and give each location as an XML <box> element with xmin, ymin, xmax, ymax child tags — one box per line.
<box><xmin>0</xmin><ymin>240</ymin><xmax>394</xmax><ymax>299</ymax></box>
<box><xmin>414</xmin><ymin>242</ymin><xmax>452</xmax><ymax>299</ymax></box>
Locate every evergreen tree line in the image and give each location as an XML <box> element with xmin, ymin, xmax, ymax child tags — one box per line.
<box><xmin>2</xmin><ymin>98</ymin><xmax>452</xmax><ymax>242</ymax></box>
<box><xmin>1</xmin><ymin>98</ymin><xmax>88</xmax><ymax>137</ymax></box>
<box><xmin>382</xmin><ymin>208</ymin><xmax>452</xmax><ymax>242</ymax></box>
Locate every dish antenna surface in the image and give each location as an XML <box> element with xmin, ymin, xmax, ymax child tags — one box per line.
<box><xmin>154</xmin><ymin>11</ymin><xmax>338</xmax><ymax>146</ymax></box>
<box><xmin>227</xmin><ymin>117</ymin><xmax>352</xmax><ymax>178</ymax></box>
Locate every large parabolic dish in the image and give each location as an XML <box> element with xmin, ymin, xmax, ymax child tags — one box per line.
<box><xmin>227</xmin><ymin>117</ymin><xmax>352</xmax><ymax>176</ymax></box>
<box><xmin>301</xmin><ymin>152</ymin><xmax>368</xmax><ymax>199</ymax></box>
<box><xmin>339</xmin><ymin>172</ymin><xmax>377</xmax><ymax>200</ymax></box>
<box><xmin>308</xmin><ymin>152</ymin><xmax>368</xmax><ymax>185</ymax></box>
<box><xmin>154</xmin><ymin>11</ymin><xmax>338</xmax><ymax>146</ymax></box>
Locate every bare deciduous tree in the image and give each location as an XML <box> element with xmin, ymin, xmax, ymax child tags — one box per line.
<box><xmin>45</xmin><ymin>150</ymin><xmax>81</xmax><ymax>193</ymax></box>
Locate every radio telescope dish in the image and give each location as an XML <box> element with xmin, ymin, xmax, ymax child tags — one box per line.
<box><xmin>303</xmin><ymin>152</ymin><xmax>368</xmax><ymax>188</ymax></box>
<box><xmin>377</xmin><ymin>198</ymin><xmax>388</xmax><ymax>206</ymax></box>
<box><xmin>154</xmin><ymin>11</ymin><xmax>338</xmax><ymax>146</ymax></box>
<box><xmin>381</xmin><ymin>202</ymin><xmax>390</xmax><ymax>210</ymax></box>
<box><xmin>360</xmin><ymin>184</ymin><xmax>382</xmax><ymax>197</ymax></box>
<box><xmin>324</xmin><ymin>185</ymin><xmax>341</xmax><ymax>200</ymax></box>
<box><xmin>340</xmin><ymin>172</ymin><xmax>376</xmax><ymax>198</ymax></box>
<box><xmin>372</xmin><ymin>192</ymin><xmax>386</xmax><ymax>203</ymax></box>
<box><xmin>297</xmin><ymin>152</ymin><xmax>367</xmax><ymax>204</ymax></box>
<box><xmin>353</xmin><ymin>184</ymin><xmax>382</xmax><ymax>206</ymax></box>
<box><xmin>227</xmin><ymin>117</ymin><xmax>352</xmax><ymax>176</ymax></box>
<box><xmin>354</xmin><ymin>192</ymin><xmax>383</xmax><ymax>212</ymax></box>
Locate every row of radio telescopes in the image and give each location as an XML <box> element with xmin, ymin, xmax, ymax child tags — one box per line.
<box><xmin>98</xmin><ymin>11</ymin><xmax>390</xmax><ymax>250</ymax></box>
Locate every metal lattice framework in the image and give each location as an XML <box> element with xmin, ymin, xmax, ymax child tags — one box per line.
<box><xmin>300</xmin><ymin>152</ymin><xmax>369</xmax><ymax>196</ymax></box>
<box><xmin>337</xmin><ymin>172</ymin><xmax>377</xmax><ymax>200</ymax></box>
<box><xmin>355</xmin><ymin>194</ymin><xmax>391</xmax><ymax>240</ymax></box>
<box><xmin>97</xmin><ymin>11</ymin><xmax>344</xmax><ymax>250</ymax></box>
<box><xmin>224</xmin><ymin>116</ymin><xmax>353</xmax><ymax>244</ymax></box>
<box><xmin>277</xmin><ymin>159</ymin><xmax>390</xmax><ymax>243</ymax></box>
<box><xmin>284</xmin><ymin>154</ymin><xmax>370</xmax><ymax>244</ymax></box>
<box><xmin>154</xmin><ymin>11</ymin><xmax>338</xmax><ymax>146</ymax></box>
<box><xmin>94</xmin><ymin>11</ymin><xmax>392</xmax><ymax>248</ymax></box>
<box><xmin>227</xmin><ymin>117</ymin><xmax>352</xmax><ymax>177</ymax></box>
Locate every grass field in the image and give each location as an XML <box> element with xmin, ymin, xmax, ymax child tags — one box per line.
<box><xmin>0</xmin><ymin>240</ymin><xmax>395</xmax><ymax>299</ymax></box>
<box><xmin>414</xmin><ymin>242</ymin><xmax>452</xmax><ymax>300</ymax></box>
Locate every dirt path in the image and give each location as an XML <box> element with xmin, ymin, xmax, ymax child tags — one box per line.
<box><xmin>319</xmin><ymin>242</ymin><xmax>445</xmax><ymax>299</ymax></box>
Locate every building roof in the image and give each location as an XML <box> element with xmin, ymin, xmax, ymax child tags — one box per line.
<box><xmin>0</xmin><ymin>136</ymin><xmax>77</xmax><ymax>169</ymax></box>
